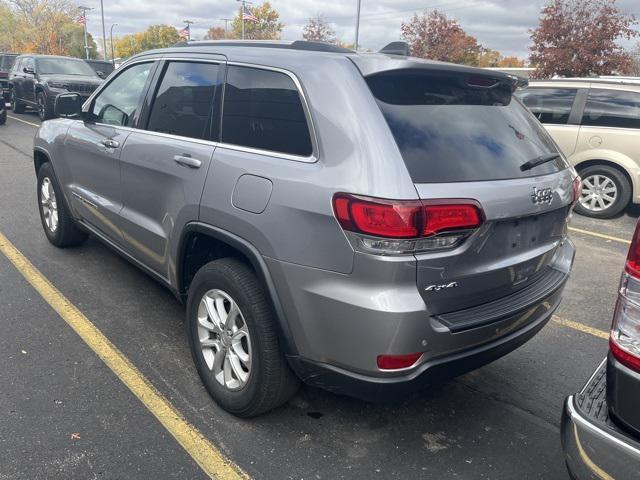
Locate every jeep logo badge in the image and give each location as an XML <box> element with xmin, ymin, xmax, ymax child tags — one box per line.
<box><xmin>531</xmin><ymin>187</ymin><xmax>553</xmax><ymax>205</ymax></box>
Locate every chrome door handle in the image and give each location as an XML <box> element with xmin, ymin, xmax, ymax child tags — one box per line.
<box><xmin>101</xmin><ymin>139</ymin><xmax>119</xmax><ymax>149</ymax></box>
<box><xmin>173</xmin><ymin>154</ymin><xmax>201</xmax><ymax>169</ymax></box>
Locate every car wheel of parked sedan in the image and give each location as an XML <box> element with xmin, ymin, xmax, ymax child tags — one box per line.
<box><xmin>37</xmin><ymin>162</ymin><xmax>88</xmax><ymax>247</ymax></box>
<box><xmin>575</xmin><ymin>165</ymin><xmax>631</xmax><ymax>219</ymax></box>
<box><xmin>187</xmin><ymin>258</ymin><xmax>300</xmax><ymax>417</ymax></box>
<box><xmin>10</xmin><ymin>90</ymin><xmax>25</xmax><ymax>114</ymax></box>
<box><xmin>37</xmin><ymin>91</ymin><xmax>53</xmax><ymax>121</ymax></box>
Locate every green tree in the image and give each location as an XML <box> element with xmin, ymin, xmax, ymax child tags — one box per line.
<box><xmin>114</xmin><ymin>25</ymin><xmax>180</xmax><ymax>59</ymax></box>
<box><xmin>62</xmin><ymin>23</ymin><xmax>98</xmax><ymax>58</ymax></box>
<box><xmin>231</xmin><ymin>2</ymin><xmax>283</xmax><ymax>40</ymax></box>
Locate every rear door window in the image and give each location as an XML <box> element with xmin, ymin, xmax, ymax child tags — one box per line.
<box><xmin>581</xmin><ymin>89</ymin><xmax>640</xmax><ymax>129</ymax></box>
<box><xmin>146</xmin><ymin>61</ymin><xmax>220</xmax><ymax>140</ymax></box>
<box><xmin>516</xmin><ymin>87</ymin><xmax>577</xmax><ymax>124</ymax></box>
<box><xmin>221</xmin><ymin>65</ymin><xmax>313</xmax><ymax>157</ymax></box>
<box><xmin>366</xmin><ymin>70</ymin><xmax>564</xmax><ymax>183</ymax></box>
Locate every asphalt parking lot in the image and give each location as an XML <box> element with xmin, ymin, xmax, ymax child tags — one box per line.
<box><xmin>0</xmin><ymin>110</ymin><xmax>636</xmax><ymax>480</ymax></box>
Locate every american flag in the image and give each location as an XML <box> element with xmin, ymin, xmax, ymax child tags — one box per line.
<box><xmin>242</xmin><ymin>5</ymin><xmax>258</xmax><ymax>23</ymax></box>
<box><xmin>178</xmin><ymin>25</ymin><xmax>190</xmax><ymax>39</ymax></box>
<box><xmin>77</xmin><ymin>14</ymin><xmax>86</xmax><ymax>25</ymax></box>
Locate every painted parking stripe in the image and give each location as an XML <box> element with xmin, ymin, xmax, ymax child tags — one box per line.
<box><xmin>7</xmin><ymin>115</ymin><xmax>40</xmax><ymax>127</ymax></box>
<box><xmin>0</xmin><ymin>231</ymin><xmax>248</xmax><ymax>480</ymax></box>
<box><xmin>552</xmin><ymin>315</ymin><xmax>609</xmax><ymax>340</ymax></box>
<box><xmin>568</xmin><ymin>226</ymin><xmax>630</xmax><ymax>245</ymax></box>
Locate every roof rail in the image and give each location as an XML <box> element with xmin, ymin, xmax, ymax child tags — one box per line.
<box><xmin>171</xmin><ymin>39</ymin><xmax>353</xmax><ymax>54</ymax></box>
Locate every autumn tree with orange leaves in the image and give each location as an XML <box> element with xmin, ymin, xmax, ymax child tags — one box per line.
<box><xmin>530</xmin><ymin>0</ymin><xmax>638</xmax><ymax>78</ymax></box>
<box><xmin>401</xmin><ymin>10</ymin><xmax>480</xmax><ymax>65</ymax></box>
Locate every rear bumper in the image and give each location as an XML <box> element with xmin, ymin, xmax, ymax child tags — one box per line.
<box><xmin>561</xmin><ymin>360</ymin><xmax>640</xmax><ymax>479</ymax></box>
<box><xmin>288</xmin><ymin>286</ymin><xmax>561</xmax><ymax>400</ymax></box>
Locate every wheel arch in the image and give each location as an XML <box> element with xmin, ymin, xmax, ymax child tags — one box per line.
<box><xmin>177</xmin><ymin>222</ymin><xmax>298</xmax><ymax>356</ymax></box>
<box><xmin>33</xmin><ymin>146</ymin><xmax>51</xmax><ymax>175</ymax></box>
<box><xmin>574</xmin><ymin>158</ymin><xmax>635</xmax><ymax>198</ymax></box>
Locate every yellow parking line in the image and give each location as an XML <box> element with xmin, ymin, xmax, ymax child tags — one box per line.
<box><xmin>7</xmin><ymin>115</ymin><xmax>40</xmax><ymax>127</ymax></box>
<box><xmin>0</xmin><ymin>232</ymin><xmax>248</xmax><ymax>480</ymax></box>
<box><xmin>552</xmin><ymin>315</ymin><xmax>609</xmax><ymax>340</ymax></box>
<box><xmin>568</xmin><ymin>226</ymin><xmax>630</xmax><ymax>245</ymax></box>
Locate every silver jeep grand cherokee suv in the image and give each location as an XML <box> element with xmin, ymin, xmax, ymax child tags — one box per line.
<box><xmin>33</xmin><ymin>40</ymin><xmax>578</xmax><ymax>417</ymax></box>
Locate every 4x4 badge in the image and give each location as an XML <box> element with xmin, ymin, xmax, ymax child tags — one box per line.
<box><xmin>425</xmin><ymin>281</ymin><xmax>458</xmax><ymax>292</ymax></box>
<box><xmin>531</xmin><ymin>187</ymin><xmax>553</xmax><ymax>205</ymax></box>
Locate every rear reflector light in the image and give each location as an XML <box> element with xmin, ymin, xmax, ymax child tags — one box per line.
<box><xmin>611</xmin><ymin>220</ymin><xmax>640</xmax><ymax>372</ymax></box>
<box><xmin>377</xmin><ymin>352</ymin><xmax>422</xmax><ymax>370</ymax></box>
<box><xmin>333</xmin><ymin>194</ymin><xmax>483</xmax><ymax>240</ymax></box>
<box><xmin>571</xmin><ymin>176</ymin><xmax>582</xmax><ymax>206</ymax></box>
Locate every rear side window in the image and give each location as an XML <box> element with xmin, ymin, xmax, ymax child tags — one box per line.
<box><xmin>0</xmin><ymin>56</ymin><xmax>16</xmax><ymax>71</ymax></box>
<box><xmin>581</xmin><ymin>89</ymin><xmax>640</xmax><ymax>129</ymax></box>
<box><xmin>517</xmin><ymin>87</ymin><xmax>577</xmax><ymax>124</ymax></box>
<box><xmin>367</xmin><ymin>70</ymin><xmax>563</xmax><ymax>183</ymax></box>
<box><xmin>221</xmin><ymin>66</ymin><xmax>313</xmax><ymax>157</ymax></box>
<box><xmin>147</xmin><ymin>62</ymin><xmax>220</xmax><ymax>140</ymax></box>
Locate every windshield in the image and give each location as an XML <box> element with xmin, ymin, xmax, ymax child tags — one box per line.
<box><xmin>366</xmin><ymin>70</ymin><xmax>566</xmax><ymax>183</ymax></box>
<box><xmin>0</xmin><ymin>55</ymin><xmax>16</xmax><ymax>71</ymax></box>
<box><xmin>36</xmin><ymin>58</ymin><xmax>97</xmax><ymax>76</ymax></box>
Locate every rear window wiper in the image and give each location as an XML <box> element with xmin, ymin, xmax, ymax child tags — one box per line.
<box><xmin>520</xmin><ymin>153</ymin><xmax>561</xmax><ymax>171</ymax></box>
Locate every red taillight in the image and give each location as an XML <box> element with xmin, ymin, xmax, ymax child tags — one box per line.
<box><xmin>610</xmin><ymin>219</ymin><xmax>640</xmax><ymax>372</ymax></box>
<box><xmin>332</xmin><ymin>194</ymin><xmax>483</xmax><ymax>240</ymax></box>
<box><xmin>571</xmin><ymin>176</ymin><xmax>582</xmax><ymax>206</ymax></box>
<box><xmin>423</xmin><ymin>204</ymin><xmax>482</xmax><ymax>237</ymax></box>
<box><xmin>610</xmin><ymin>338</ymin><xmax>640</xmax><ymax>372</ymax></box>
<box><xmin>626</xmin><ymin>223</ymin><xmax>640</xmax><ymax>278</ymax></box>
<box><xmin>349</xmin><ymin>197</ymin><xmax>422</xmax><ymax>238</ymax></box>
<box><xmin>377</xmin><ymin>352</ymin><xmax>422</xmax><ymax>370</ymax></box>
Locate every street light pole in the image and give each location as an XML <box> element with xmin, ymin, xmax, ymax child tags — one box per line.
<box><xmin>100</xmin><ymin>0</ymin><xmax>107</xmax><ymax>60</ymax></box>
<box><xmin>78</xmin><ymin>6</ymin><xmax>93</xmax><ymax>60</ymax></box>
<box><xmin>110</xmin><ymin>23</ymin><xmax>117</xmax><ymax>67</ymax></box>
<box><xmin>354</xmin><ymin>0</ymin><xmax>362</xmax><ymax>51</ymax></box>
<box><xmin>219</xmin><ymin>18</ymin><xmax>232</xmax><ymax>39</ymax></box>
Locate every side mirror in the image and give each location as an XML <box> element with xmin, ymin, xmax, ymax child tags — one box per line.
<box><xmin>23</xmin><ymin>66</ymin><xmax>35</xmax><ymax>75</ymax></box>
<box><xmin>55</xmin><ymin>93</ymin><xmax>83</xmax><ymax>118</ymax></box>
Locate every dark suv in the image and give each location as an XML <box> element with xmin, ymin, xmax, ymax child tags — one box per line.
<box><xmin>0</xmin><ymin>53</ymin><xmax>17</xmax><ymax>104</ymax></box>
<box><xmin>562</xmin><ymin>219</ymin><xmax>640</xmax><ymax>478</ymax></box>
<box><xmin>34</xmin><ymin>40</ymin><xmax>578</xmax><ymax>417</ymax></box>
<box><xmin>9</xmin><ymin>54</ymin><xmax>102</xmax><ymax>121</ymax></box>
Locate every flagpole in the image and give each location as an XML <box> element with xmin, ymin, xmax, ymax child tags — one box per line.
<box><xmin>78</xmin><ymin>6</ymin><xmax>93</xmax><ymax>59</ymax></box>
<box><xmin>183</xmin><ymin>20</ymin><xmax>194</xmax><ymax>41</ymax></box>
<box><xmin>236</xmin><ymin>0</ymin><xmax>252</xmax><ymax>40</ymax></box>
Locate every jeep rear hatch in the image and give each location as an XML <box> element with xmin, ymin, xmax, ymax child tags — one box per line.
<box><xmin>357</xmin><ymin>61</ymin><xmax>577</xmax><ymax>322</ymax></box>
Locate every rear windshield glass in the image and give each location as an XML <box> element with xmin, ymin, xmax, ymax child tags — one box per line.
<box><xmin>366</xmin><ymin>70</ymin><xmax>565</xmax><ymax>183</ymax></box>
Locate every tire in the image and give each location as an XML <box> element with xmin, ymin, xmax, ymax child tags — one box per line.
<box><xmin>575</xmin><ymin>164</ymin><xmax>631</xmax><ymax>219</ymax></box>
<box><xmin>37</xmin><ymin>91</ymin><xmax>53</xmax><ymax>121</ymax></box>
<box><xmin>11</xmin><ymin>90</ymin><xmax>25</xmax><ymax>114</ymax></box>
<box><xmin>187</xmin><ymin>258</ymin><xmax>300</xmax><ymax>417</ymax></box>
<box><xmin>37</xmin><ymin>162</ymin><xmax>88</xmax><ymax>247</ymax></box>
<box><xmin>0</xmin><ymin>108</ymin><xmax>5</xmax><ymax>125</ymax></box>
